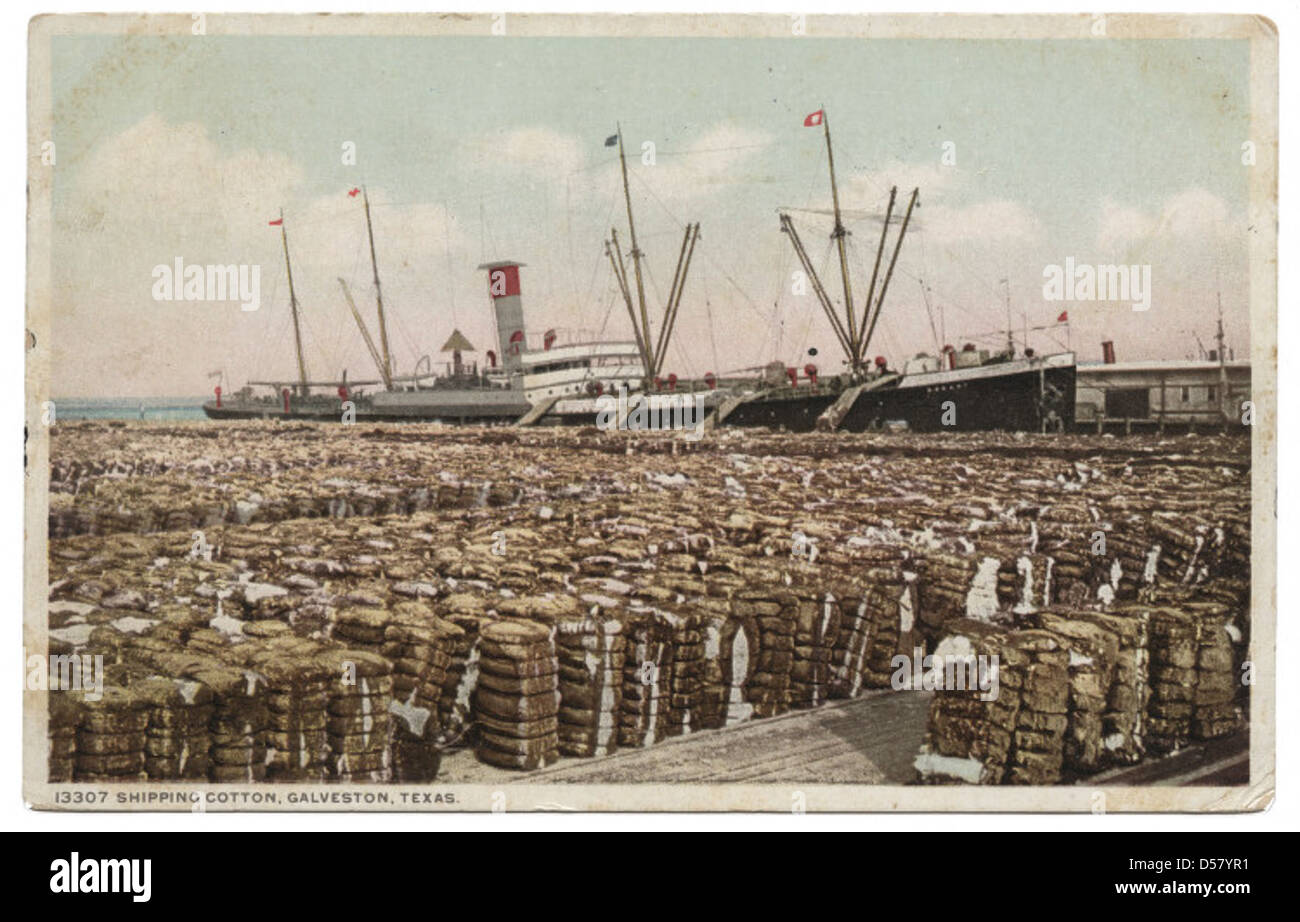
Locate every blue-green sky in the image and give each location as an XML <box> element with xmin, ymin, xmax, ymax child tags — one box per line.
<box><xmin>50</xmin><ymin>33</ymin><xmax>1251</xmax><ymax>395</ymax></box>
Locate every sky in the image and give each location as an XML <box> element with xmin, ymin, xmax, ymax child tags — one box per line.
<box><xmin>47</xmin><ymin>33</ymin><xmax>1252</xmax><ymax>397</ymax></box>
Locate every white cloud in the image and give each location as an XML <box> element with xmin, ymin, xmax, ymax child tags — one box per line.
<box><xmin>52</xmin><ymin>116</ymin><xmax>481</xmax><ymax>396</ymax></box>
<box><xmin>924</xmin><ymin>199</ymin><xmax>1043</xmax><ymax>245</ymax></box>
<box><xmin>488</xmin><ymin>126</ymin><xmax>586</xmax><ymax>178</ymax></box>
<box><xmin>1096</xmin><ymin>187</ymin><xmax>1237</xmax><ymax>251</ymax></box>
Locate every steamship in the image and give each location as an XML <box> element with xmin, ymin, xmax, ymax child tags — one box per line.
<box><xmin>204</xmin><ymin>116</ymin><xmax>1072</xmax><ymax>432</ymax></box>
<box><xmin>718</xmin><ymin>107</ymin><xmax>1075</xmax><ymax>434</ymax></box>
<box><xmin>204</xmin><ymin>132</ymin><xmax>725</xmax><ymax>426</ymax></box>
<box><xmin>204</xmin><ymin>258</ymin><xmax>654</xmax><ymax>424</ymax></box>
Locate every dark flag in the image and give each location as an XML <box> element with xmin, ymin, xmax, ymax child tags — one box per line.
<box><xmin>604</xmin><ymin>134</ymin><xmax>618</xmax><ymax>147</ymax></box>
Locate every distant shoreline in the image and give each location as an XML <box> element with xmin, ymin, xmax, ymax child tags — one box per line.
<box><xmin>49</xmin><ymin>397</ymin><xmax>208</xmax><ymax>422</ymax></box>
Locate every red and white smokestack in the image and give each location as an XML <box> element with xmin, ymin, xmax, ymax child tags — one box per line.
<box><xmin>786</xmin><ymin>367</ymin><xmax>799</xmax><ymax>387</ymax></box>
<box><xmin>214</xmin><ymin>385</ymin><xmax>222</xmax><ymax>409</ymax></box>
<box><xmin>543</xmin><ymin>329</ymin><xmax>557</xmax><ymax>351</ymax></box>
<box><xmin>1102</xmin><ymin>340</ymin><xmax>1116</xmax><ymax>365</ymax></box>
<box><xmin>704</xmin><ymin>372</ymin><xmax>717</xmax><ymax>390</ymax></box>
<box><xmin>282</xmin><ymin>387</ymin><xmax>291</xmax><ymax>414</ymax></box>
<box><xmin>479</xmin><ymin>261</ymin><xmax>528</xmax><ymax>372</ymax></box>
<box><xmin>804</xmin><ymin>363</ymin><xmax>818</xmax><ymax>387</ymax></box>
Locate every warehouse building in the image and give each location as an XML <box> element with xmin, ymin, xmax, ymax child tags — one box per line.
<box><xmin>1075</xmin><ymin>353</ymin><xmax>1252</xmax><ymax>434</ymax></box>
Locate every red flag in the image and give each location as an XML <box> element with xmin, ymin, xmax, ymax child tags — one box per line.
<box><xmin>1057</xmin><ymin>310</ymin><xmax>1069</xmax><ymax>323</ymax></box>
<box><xmin>268</xmin><ymin>218</ymin><xmax>283</xmax><ymax>226</ymax></box>
<box><xmin>348</xmin><ymin>188</ymin><xmax>360</xmax><ymax>197</ymax></box>
<box><xmin>804</xmin><ymin>109</ymin><xmax>824</xmax><ymax>127</ymax></box>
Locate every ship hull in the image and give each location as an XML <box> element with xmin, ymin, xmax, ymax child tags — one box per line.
<box><xmin>841</xmin><ymin>360</ymin><xmax>1076</xmax><ymax>433</ymax></box>
<box><xmin>203</xmin><ymin>389</ymin><xmax>530</xmax><ymax>424</ymax></box>
<box><xmin>724</xmin><ymin>355</ymin><xmax>1076</xmax><ymax>433</ymax></box>
<box><xmin>722</xmin><ymin>392</ymin><xmax>839</xmax><ymax>432</ymax></box>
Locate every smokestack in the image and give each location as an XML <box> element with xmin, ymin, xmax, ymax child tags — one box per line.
<box><xmin>479</xmin><ymin>261</ymin><xmax>528</xmax><ymax>372</ymax></box>
<box><xmin>1101</xmin><ymin>340</ymin><xmax>1116</xmax><ymax>365</ymax></box>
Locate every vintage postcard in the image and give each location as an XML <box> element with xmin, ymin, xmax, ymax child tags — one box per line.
<box><xmin>24</xmin><ymin>13</ymin><xmax>1276</xmax><ymax>812</ymax></box>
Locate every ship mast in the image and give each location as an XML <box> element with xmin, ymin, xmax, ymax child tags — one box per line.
<box><xmin>606</xmin><ymin>124</ymin><xmax>700</xmax><ymax>385</ymax></box>
<box><xmin>362</xmin><ymin>186</ymin><xmax>394</xmax><ymax>388</ymax></box>
<box><xmin>616</xmin><ymin>126</ymin><xmax>655</xmax><ymax>381</ymax></box>
<box><xmin>820</xmin><ymin>108</ymin><xmax>859</xmax><ymax>361</ymax></box>
<box><xmin>278</xmin><ymin>209</ymin><xmax>310</xmax><ymax>398</ymax></box>
<box><xmin>780</xmin><ymin>108</ymin><xmax>918</xmax><ymax>374</ymax></box>
<box><xmin>1215</xmin><ymin>269</ymin><xmax>1228</xmax><ymax>422</ymax></box>
<box><xmin>338</xmin><ymin>278</ymin><xmax>392</xmax><ymax>390</ymax></box>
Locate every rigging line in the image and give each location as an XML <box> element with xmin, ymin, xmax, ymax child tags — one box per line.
<box><xmin>889</xmin><ymin>262</ymin><xmax>987</xmax><ymax>324</ymax></box>
<box><xmin>583</xmin><ymin>173</ymin><xmax>625</xmax><ymax>328</ymax></box>
<box><xmin>695</xmin><ymin>244</ymin><xmax>778</xmax><ymax>327</ymax></box>
<box><xmin>595</xmin><ymin>278</ymin><xmax>618</xmax><ymax>341</ymax></box>
<box><xmin>652</xmin><ymin>142</ymin><xmax>777</xmax><ymax>157</ymax></box>
<box><xmin>628</xmin><ymin>167</ymin><xmax>688</xmax><ymax>231</ymax></box>
<box><xmin>936</xmin><ymin>238</ymin><xmax>1006</xmax><ymax>303</ymax></box>
<box><xmin>565</xmin><ymin>175</ymin><xmax>579</xmax><ymax>308</ymax></box>
<box><xmin>703</xmin><ymin>272</ymin><xmax>720</xmax><ymax>374</ymax></box>
<box><xmin>444</xmin><ymin>216</ymin><xmax>459</xmax><ymax>329</ymax></box>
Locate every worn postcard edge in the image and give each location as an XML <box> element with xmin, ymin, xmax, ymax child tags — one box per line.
<box><xmin>23</xmin><ymin>12</ymin><xmax>1278</xmax><ymax>812</ymax></box>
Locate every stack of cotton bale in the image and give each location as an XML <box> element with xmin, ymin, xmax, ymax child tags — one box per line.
<box><xmin>835</xmin><ymin>564</ymin><xmax>921</xmax><ymax>693</ymax></box>
<box><xmin>472</xmin><ymin>620</ymin><xmax>560</xmax><ymax>771</ymax></box>
<box><xmin>698</xmin><ymin>606</ymin><xmax>758</xmax><ymax>729</ymax></box>
<box><xmin>791</xmin><ymin>590</ymin><xmax>841</xmax><ymax>709</ymax></box>
<box><xmin>1074</xmin><ymin>607</ymin><xmax>1151</xmax><ymax>766</ymax></box>
<box><xmin>1034</xmin><ymin>515</ymin><xmax>1096</xmax><ymax>608</ymax></box>
<box><xmin>1034</xmin><ymin>612</ymin><xmax>1119</xmax><ymax>775</ymax></box>
<box><xmin>554</xmin><ymin>612</ymin><xmax>624</xmax><ymax>758</ymax></box>
<box><xmin>383</xmin><ymin>611</ymin><xmax>454</xmax><ymax>781</ymax></box>
<box><xmin>1144</xmin><ymin>607</ymin><xmax>1199</xmax><ymax>754</ymax></box>
<box><xmin>1185</xmin><ymin>601</ymin><xmax>1244</xmax><ymax>740</ymax></box>
<box><xmin>1100</xmin><ymin>523</ymin><xmax>1161</xmax><ymax>601</ymax></box>
<box><xmin>660</xmin><ymin>609</ymin><xmax>704</xmax><ymax>736</ymax></box>
<box><xmin>322</xmin><ymin>649</ymin><xmax>393</xmax><ymax>782</ymax></box>
<box><xmin>619</xmin><ymin>610</ymin><xmax>674</xmax><ymax>748</ymax></box>
<box><xmin>1003</xmin><ymin>630</ymin><xmax>1070</xmax><ymax>785</ymax></box>
<box><xmin>330</xmin><ymin>607</ymin><xmax>391</xmax><ymax>656</ymax></box>
<box><xmin>248</xmin><ymin>651</ymin><xmax>331</xmax><ymax>783</ymax></box>
<box><xmin>826</xmin><ymin>578</ymin><xmax>877</xmax><ymax>700</ymax></box>
<box><xmin>48</xmin><ymin>693</ymin><xmax>82</xmax><ymax>782</ymax></box>
<box><xmin>998</xmin><ymin>550</ymin><xmax>1055</xmax><ymax>614</ymax></box>
<box><xmin>736</xmin><ymin>588</ymin><xmax>795</xmax><ymax>719</ymax></box>
<box><xmin>1148</xmin><ymin>515</ymin><xmax>1214</xmax><ymax>588</ymax></box>
<box><xmin>74</xmin><ymin>686</ymin><xmax>149</xmax><ymax>782</ymax></box>
<box><xmin>132</xmin><ymin>675</ymin><xmax>215</xmax><ymax>781</ymax></box>
<box><xmin>914</xmin><ymin>620</ymin><xmax>1022</xmax><ymax>785</ymax></box>
<box><xmin>188</xmin><ymin>659</ymin><xmax>269</xmax><ymax>783</ymax></box>
<box><xmin>915</xmin><ymin>551</ymin><xmax>988</xmax><ymax>639</ymax></box>
<box><xmin>437</xmin><ymin>610</ymin><xmax>482</xmax><ymax>744</ymax></box>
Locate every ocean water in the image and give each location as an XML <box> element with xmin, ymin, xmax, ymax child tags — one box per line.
<box><xmin>52</xmin><ymin>397</ymin><xmax>209</xmax><ymax>422</ymax></box>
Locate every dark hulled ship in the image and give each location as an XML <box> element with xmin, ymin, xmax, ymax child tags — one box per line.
<box><xmin>718</xmin><ymin>108</ymin><xmax>1075</xmax><ymax>434</ymax></box>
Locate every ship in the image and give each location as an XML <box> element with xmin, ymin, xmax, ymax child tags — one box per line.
<box><xmin>205</xmin><ymin>131</ymin><xmax>725</xmax><ymax>427</ymax></box>
<box><xmin>717</xmin><ymin>108</ymin><xmax>1075</xmax><ymax>434</ymax></box>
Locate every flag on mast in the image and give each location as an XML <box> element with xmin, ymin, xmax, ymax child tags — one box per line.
<box><xmin>1057</xmin><ymin>310</ymin><xmax>1069</xmax><ymax>323</ymax></box>
<box><xmin>604</xmin><ymin>134</ymin><xmax>618</xmax><ymax>147</ymax></box>
<box><xmin>268</xmin><ymin>218</ymin><xmax>283</xmax><ymax>226</ymax></box>
<box><xmin>804</xmin><ymin>109</ymin><xmax>824</xmax><ymax>127</ymax></box>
